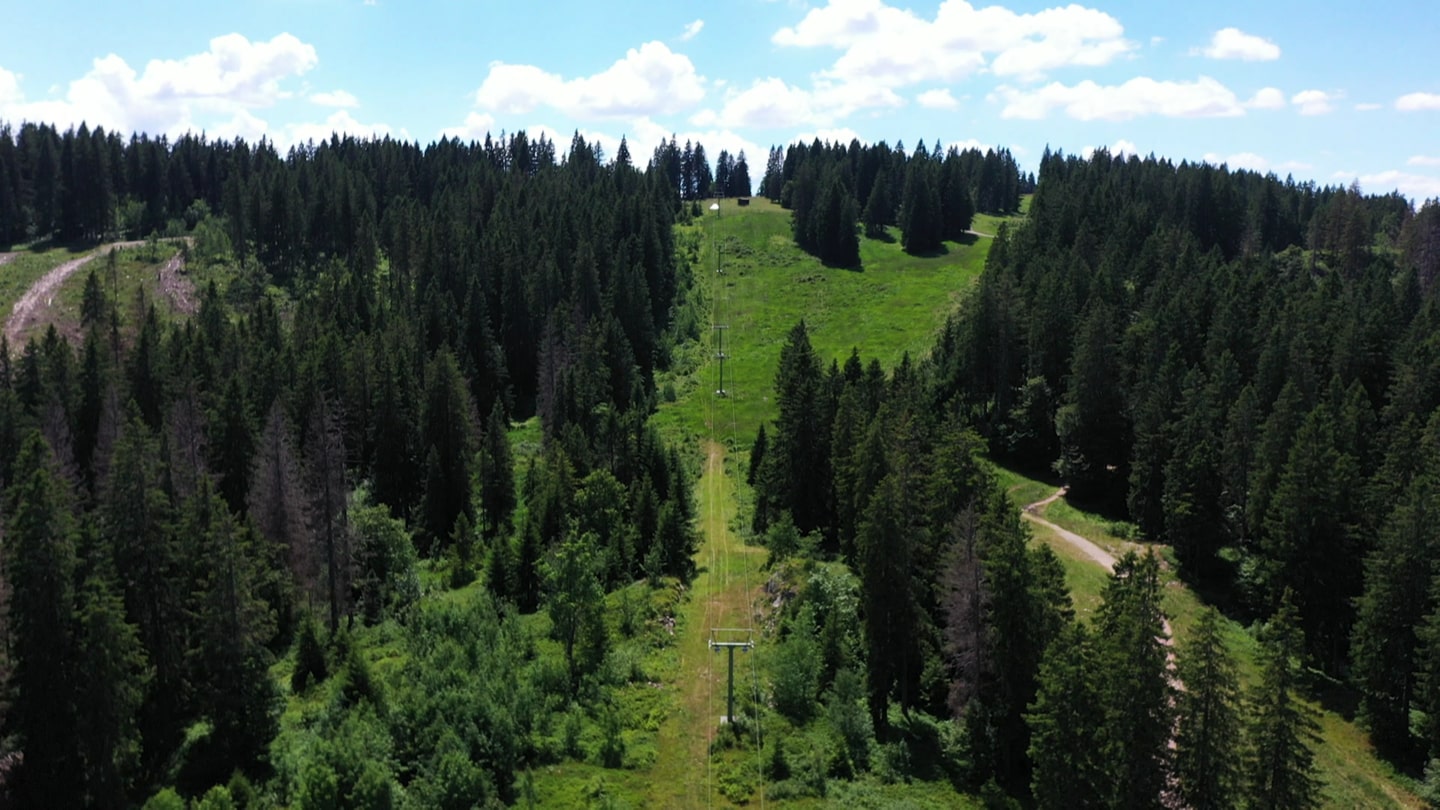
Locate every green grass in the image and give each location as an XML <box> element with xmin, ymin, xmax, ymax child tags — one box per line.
<box><xmin>5</xmin><ymin>240</ymin><xmax>231</xmax><ymax>350</ymax></box>
<box><xmin>996</xmin><ymin>462</ymin><xmax>1424</xmax><ymax>808</ymax></box>
<box><xmin>0</xmin><ymin>245</ymin><xmax>84</xmax><ymax>320</ymax></box>
<box><xmin>653</xmin><ymin>197</ymin><xmax>995</xmax><ymax>448</ymax></box>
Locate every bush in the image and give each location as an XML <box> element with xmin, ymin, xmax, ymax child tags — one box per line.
<box><xmin>598</xmin><ymin>706</ymin><xmax>626</xmax><ymax>768</ymax></box>
<box><xmin>141</xmin><ymin>789</ymin><xmax>186</xmax><ymax>810</ymax></box>
<box><xmin>771</xmin><ymin>605</ymin><xmax>821</xmax><ymax>723</ymax></box>
<box><xmin>826</xmin><ymin>667</ymin><xmax>873</xmax><ymax>773</ymax></box>
<box><xmin>291</xmin><ymin>615</ymin><xmax>328</xmax><ymax>693</ymax></box>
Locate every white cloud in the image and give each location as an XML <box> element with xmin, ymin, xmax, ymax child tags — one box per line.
<box><xmin>772</xmin><ymin>0</ymin><xmax>1134</xmax><ymax>87</ymax></box>
<box><xmin>1354</xmin><ymin>102</ymin><xmax>1382</xmax><ymax>111</ymax></box>
<box><xmin>792</xmin><ymin>127</ymin><xmax>866</xmax><ymax>146</ymax></box>
<box><xmin>680</xmin><ymin>19</ymin><xmax>704</xmax><ymax>41</ymax></box>
<box><xmin>1396</xmin><ymin>92</ymin><xmax>1440</xmax><ymax>111</ymax></box>
<box><xmin>1408</xmin><ymin>155</ymin><xmax>1440</xmax><ymax>168</ymax></box>
<box><xmin>1273</xmin><ymin>160</ymin><xmax>1313</xmax><ymax>173</ymax></box>
<box><xmin>1202</xmin><ymin>151</ymin><xmax>1269</xmax><ymax>172</ymax></box>
<box><xmin>1082</xmin><ymin>138</ymin><xmax>1137</xmax><ymax>159</ymax></box>
<box><xmin>0</xmin><ymin>67</ymin><xmax>20</xmax><ymax>106</ymax></box>
<box><xmin>474</xmin><ymin>41</ymin><xmax>704</xmax><ymax>120</ymax></box>
<box><xmin>994</xmin><ymin>75</ymin><xmax>1244</xmax><ymax>121</ymax></box>
<box><xmin>515</xmin><ymin>117</ymin><xmax>763</xmax><ymax>170</ymax></box>
<box><xmin>1291</xmin><ymin>89</ymin><xmax>1335</xmax><ymax>115</ymax></box>
<box><xmin>281</xmin><ymin>110</ymin><xmax>395</xmax><ymax>148</ymax></box>
<box><xmin>439</xmin><ymin>111</ymin><xmax>497</xmax><ymax>142</ymax></box>
<box><xmin>1343</xmin><ymin>170</ymin><xmax>1440</xmax><ymax>201</ymax></box>
<box><xmin>917</xmin><ymin>88</ymin><xmax>959</xmax><ymax>109</ymax></box>
<box><xmin>1198</xmin><ymin>28</ymin><xmax>1280</xmax><ymax>61</ymax></box>
<box><xmin>1244</xmin><ymin>87</ymin><xmax>1285</xmax><ymax>109</ymax></box>
<box><xmin>692</xmin><ymin>76</ymin><xmax>902</xmax><ymax>130</ymax></box>
<box><xmin>309</xmin><ymin>89</ymin><xmax>358</xmax><ymax>108</ymax></box>
<box><xmin>0</xmin><ymin>33</ymin><xmax>317</xmax><ymax>137</ymax></box>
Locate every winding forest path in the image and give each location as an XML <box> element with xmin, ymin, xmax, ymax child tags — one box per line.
<box><xmin>1022</xmin><ymin>487</ymin><xmax>1177</xmax><ymax>651</ymax></box>
<box><xmin>1022</xmin><ymin>486</ymin><xmax>1183</xmax><ymax>796</ymax></box>
<box><xmin>1021</xmin><ymin>486</ymin><xmax>1117</xmax><ymax>570</ymax></box>
<box><xmin>648</xmin><ymin>439</ymin><xmax>766</xmax><ymax>808</ymax></box>
<box><xmin>3</xmin><ymin>240</ymin><xmax>144</xmax><ymax>346</ymax></box>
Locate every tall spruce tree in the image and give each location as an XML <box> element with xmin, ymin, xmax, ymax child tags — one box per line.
<box><xmin>104</xmin><ymin>409</ymin><xmax>188</xmax><ymax>778</ymax></box>
<box><xmin>180</xmin><ymin>476</ymin><xmax>280</xmax><ymax>782</ymax></box>
<box><xmin>1095</xmin><ymin>550</ymin><xmax>1174</xmax><ymax>809</ymax></box>
<box><xmin>478</xmin><ymin>401</ymin><xmax>516</xmax><ymax>539</ymax></box>
<box><xmin>1027</xmin><ymin>622</ymin><xmax>1105</xmax><ymax>809</ymax></box>
<box><xmin>418</xmin><ymin>347</ymin><xmax>475</xmax><ymax>554</ymax></box>
<box><xmin>1352</xmin><ymin>474</ymin><xmax>1437</xmax><ymax>761</ymax></box>
<box><xmin>1245</xmin><ymin>592</ymin><xmax>1322</xmax><ymax>809</ymax></box>
<box><xmin>2</xmin><ymin>432</ymin><xmax>83</xmax><ymax>805</ymax></box>
<box><xmin>1174</xmin><ymin>606</ymin><xmax>1243</xmax><ymax>809</ymax></box>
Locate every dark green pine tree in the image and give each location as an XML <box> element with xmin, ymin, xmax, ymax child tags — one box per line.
<box><xmin>2</xmin><ymin>432</ymin><xmax>83</xmax><ymax>806</ymax></box>
<box><xmin>1259</xmin><ymin>400</ymin><xmax>1358</xmax><ymax>668</ymax></box>
<box><xmin>74</xmin><ymin>572</ymin><xmax>150</xmax><ymax>808</ymax></box>
<box><xmin>755</xmin><ymin>321</ymin><xmax>826</xmax><ymax>535</ymax></box>
<box><xmin>746</xmin><ymin>423</ymin><xmax>767</xmax><ymax>486</ymax></box>
<box><xmin>900</xmin><ymin>158</ymin><xmax>942</xmax><ymax>254</ymax></box>
<box><xmin>81</xmin><ymin>267</ymin><xmax>109</xmax><ymax>330</ymax></box>
<box><xmin>1174</xmin><ymin>606</ymin><xmax>1243</xmax><ymax>810</ymax></box>
<box><xmin>180</xmin><ymin>476</ymin><xmax>280</xmax><ymax>782</ymax></box>
<box><xmin>104</xmin><ymin>409</ymin><xmax>188</xmax><ymax>778</ymax></box>
<box><xmin>1026</xmin><ymin>622</ymin><xmax>1105</xmax><ymax>809</ymax></box>
<box><xmin>862</xmin><ymin>168</ymin><xmax>891</xmax><ymax>238</ymax></box>
<box><xmin>1244</xmin><ymin>592</ymin><xmax>1322</xmax><ymax>810</ymax></box>
<box><xmin>478</xmin><ymin>401</ymin><xmax>516</xmax><ymax>539</ymax></box>
<box><xmin>1162</xmin><ymin>368</ymin><xmax>1224</xmax><ymax>578</ymax></box>
<box><xmin>1095</xmin><ymin>550</ymin><xmax>1174</xmax><ymax>809</ymax></box>
<box><xmin>813</xmin><ymin>169</ymin><xmax>860</xmax><ymax>267</ymax></box>
<box><xmin>1352</xmin><ymin>474</ymin><xmax>1437</xmax><ymax>761</ymax></box>
<box><xmin>418</xmin><ymin>347</ymin><xmax>475</xmax><ymax>555</ymax></box>
<box><xmin>211</xmin><ymin>375</ymin><xmax>255</xmax><ymax>515</ymax></box>
<box><xmin>1054</xmin><ymin>299</ymin><xmax>1127</xmax><ymax>500</ymax></box>
<box><xmin>857</xmin><ymin>472</ymin><xmax>921</xmax><ymax>733</ymax></box>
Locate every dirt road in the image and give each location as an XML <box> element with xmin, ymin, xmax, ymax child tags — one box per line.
<box><xmin>3</xmin><ymin>241</ymin><xmax>145</xmax><ymax>347</ymax></box>
<box><xmin>1022</xmin><ymin>487</ymin><xmax>1117</xmax><ymax>570</ymax></box>
<box><xmin>1023</xmin><ymin>486</ymin><xmax>1177</xmax><ymax>659</ymax></box>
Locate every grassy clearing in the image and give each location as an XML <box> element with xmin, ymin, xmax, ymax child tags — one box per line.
<box><xmin>996</xmin><ymin>462</ymin><xmax>1424</xmax><ymax>808</ymax></box>
<box><xmin>632</xmin><ymin>199</ymin><xmax>1014</xmax><ymax>806</ymax></box>
<box><xmin>0</xmin><ymin>245</ymin><xmax>84</xmax><ymax>320</ymax></box>
<box><xmin>641</xmin><ymin>440</ymin><xmax>769</xmax><ymax>808</ymax></box>
<box><xmin>654</xmin><ymin>197</ymin><xmax>996</xmax><ymax>447</ymax></box>
<box><xmin>4</xmin><ymin>241</ymin><xmax>229</xmax><ymax>350</ymax></box>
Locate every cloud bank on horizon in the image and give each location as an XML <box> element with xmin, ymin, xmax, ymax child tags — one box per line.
<box><xmin>1</xmin><ymin>0</ymin><xmax>1436</xmax><ymax>200</ymax></box>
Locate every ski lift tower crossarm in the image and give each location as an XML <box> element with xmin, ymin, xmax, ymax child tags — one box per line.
<box><xmin>709</xmin><ymin>628</ymin><xmax>755</xmax><ymax>725</ymax></box>
<box><xmin>710</xmin><ymin>201</ymin><xmax>729</xmax><ymax>398</ymax></box>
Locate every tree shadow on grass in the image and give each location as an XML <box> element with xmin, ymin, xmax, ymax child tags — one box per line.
<box><xmin>819</xmin><ymin>257</ymin><xmax>865</xmax><ymax>272</ymax></box>
<box><xmin>903</xmin><ymin>243</ymin><xmax>952</xmax><ymax>259</ymax></box>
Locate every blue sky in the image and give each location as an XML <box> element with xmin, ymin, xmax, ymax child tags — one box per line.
<box><xmin>2</xmin><ymin>0</ymin><xmax>1438</xmax><ymax>199</ymax></box>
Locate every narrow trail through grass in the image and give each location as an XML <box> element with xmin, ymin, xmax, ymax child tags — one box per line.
<box><xmin>647</xmin><ymin>439</ymin><xmax>767</xmax><ymax>808</ymax></box>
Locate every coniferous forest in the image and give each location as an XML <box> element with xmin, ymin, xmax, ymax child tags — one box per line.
<box><xmin>0</xmin><ymin>118</ymin><xmax>1438</xmax><ymax>808</ymax></box>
